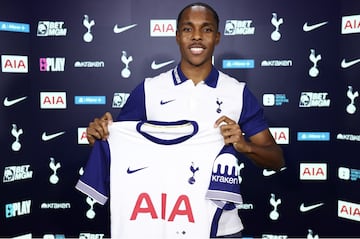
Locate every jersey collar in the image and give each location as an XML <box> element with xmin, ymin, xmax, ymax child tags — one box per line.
<box><xmin>172</xmin><ymin>64</ymin><xmax>219</xmax><ymax>88</ymax></box>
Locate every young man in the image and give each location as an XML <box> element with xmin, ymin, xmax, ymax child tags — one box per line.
<box><xmin>81</xmin><ymin>2</ymin><xmax>285</xmax><ymax>238</ymax></box>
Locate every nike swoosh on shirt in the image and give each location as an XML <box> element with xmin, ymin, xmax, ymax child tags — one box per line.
<box><xmin>41</xmin><ymin>131</ymin><xmax>65</xmax><ymax>141</ymax></box>
<box><xmin>303</xmin><ymin>21</ymin><xmax>328</xmax><ymax>32</ymax></box>
<box><xmin>127</xmin><ymin>167</ymin><xmax>148</xmax><ymax>174</ymax></box>
<box><xmin>3</xmin><ymin>96</ymin><xmax>27</xmax><ymax>107</ymax></box>
<box><xmin>263</xmin><ymin>167</ymin><xmax>286</xmax><ymax>176</ymax></box>
<box><xmin>160</xmin><ymin>99</ymin><xmax>175</xmax><ymax>105</ymax></box>
<box><xmin>341</xmin><ymin>58</ymin><xmax>360</xmax><ymax>68</ymax></box>
<box><xmin>113</xmin><ymin>23</ymin><xmax>137</xmax><ymax>34</ymax></box>
<box><xmin>151</xmin><ymin>60</ymin><xmax>175</xmax><ymax>70</ymax></box>
<box><xmin>299</xmin><ymin>202</ymin><xmax>324</xmax><ymax>212</ymax></box>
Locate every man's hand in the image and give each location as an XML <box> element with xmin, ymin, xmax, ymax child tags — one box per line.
<box><xmin>86</xmin><ymin>112</ymin><xmax>113</xmax><ymax>146</ymax></box>
<box><xmin>214</xmin><ymin>115</ymin><xmax>250</xmax><ymax>153</ymax></box>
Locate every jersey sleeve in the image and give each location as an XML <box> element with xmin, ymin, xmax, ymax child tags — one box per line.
<box><xmin>239</xmin><ymin>85</ymin><xmax>269</xmax><ymax>137</ymax></box>
<box><xmin>75</xmin><ymin>140</ymin><xmax>110</xmax><ymax>205</ymax></box>
<box><xmin>116</xmin><ymin>81</ymin><xmax>147</xmax><ymax>121</ymax></box>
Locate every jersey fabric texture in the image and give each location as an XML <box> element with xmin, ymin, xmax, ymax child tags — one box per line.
<box><xmin>117</xmin><ymin>65</ymin><xmax>268</xmax><ymax>139</ymax></box>
<box><xmin>76</xmin><ymin>120</ymin><xmax>245</xmax><ymax>238</ymax></box>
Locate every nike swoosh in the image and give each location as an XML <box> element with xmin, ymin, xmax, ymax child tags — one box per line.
<box><xmin>299</xmin><ymin>202</ymin><xmax>324</xmax><ymax>212</ymax></box>
<box><xmin>151</xmin><ymin>60</ymin><xmax>175</xmax><ymax>70</ymax></box>
<box><xmin>303</xmin><ymin>21</ymin><xmax>328</xmax><ymax>32</ymax></box>
<box><xmin>160</xmin><ymin>99</ymin><xmax>175</xmax><ymax>105</ymax></box>
<box><xmin>113</xmin><ymin>23</ymin><xmax>137</xmax><ymax>33</ymax></box>
<box><xmin>127</xmin><ymin>167</ymin><xmax>147</xmax><ymax>174</ymax></box>
<box><xmin>42</xmin><ymin>131</ymin><xmax>65</xmax><ymax>141</ymax></box>
<box><xmin>341</xmin><ymin>58</ymin><xmax>360</xmax><ymax>68</ymax></box>
<box><xmin>3</xmin><ymin>96</ymin><xmax>27</xmax><ymax>107</ymax></box>
<box><xmin>263</xmin><ymin>167</ymin><xmax>286</xmax><ymax>176</ymax></box>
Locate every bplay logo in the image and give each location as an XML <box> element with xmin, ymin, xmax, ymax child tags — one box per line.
<box><xmin>341</xmin><ymin>14</ymin><xmax>360</xmax><ymax>34</ymax></box>
<box><xmin>40</xmin><ymin>92</ymin><xmax>67</xmax><ymax>109</ymax></box>
<box><xmin>40</xmin><ymin>57</ymin><xmax>65</xmax><ymax>72</ymax></box>
<box><xmin>150</xmin><ymin>19</ymin><xmax>176</xmax><ymax>37</ymax></box>
<box><xmin>5</xmin><ymin>199</ymin><xmax>31</xmax><ymax>218</ymax></box>
<box><xmin>1</xmin><ymin>55</ymin><xmax>28</xmax><ymax>73</ymax></box>
<box><xmin>300</xmin><ymin>163</ymin><xmax>327</xmax><ymax>180</ymax></box>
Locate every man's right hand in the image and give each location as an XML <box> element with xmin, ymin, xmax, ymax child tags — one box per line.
<box><xmin>86</xmin><ymin>112</ymin><xmax>113</xmax><ymax>146</ymax></box>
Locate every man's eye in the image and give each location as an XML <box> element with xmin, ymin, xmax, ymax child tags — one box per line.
<box><xmin>183</xmin><ymin>27</ymin><xmax>191</xmax><ymax>32</ymax></box>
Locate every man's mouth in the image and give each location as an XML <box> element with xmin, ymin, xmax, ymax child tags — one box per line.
<box><xmin>190</xmin><ymin>47</ymin><xmax>204</xmax><ymax>54</ymax></box>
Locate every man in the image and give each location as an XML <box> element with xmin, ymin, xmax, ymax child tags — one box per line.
<box><xmin>82</xmin><ymin>2</ymin><xmax>285</xmax><ymax>237</ymax></box>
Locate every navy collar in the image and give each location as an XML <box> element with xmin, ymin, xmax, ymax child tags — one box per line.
<box><xmin>172</xmin><ymin>64</ymin><xmax>219</xmax><ymax>88</ymax></box>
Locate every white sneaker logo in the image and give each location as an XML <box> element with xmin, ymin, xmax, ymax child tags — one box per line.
<box><xmin>341</xmin><ymin>58</ymin><xmax>360</xmax><ymax>68</ymax></box>
<box><xmin>3</xmin><ymin>96</ymin><xmax>27</xmax><ymax>107</ymax></box>
<box><xmin>42</xmin><ymin>131</ymin><xmax>65</xmax><ymax>141</ymax></box>
<box><xmin>299</xmin><ymin>202</ymin><xmax>324</xmax><ymax>212</ymax></box>
<box><xmin>151</xmin><ymin>60</ymin><xmax>175</xmax><ymax>70</ymax></box>
<box><xmin>113</xmin><ymin>23</ymin><xmax>137</xmax><ymax>34</ymax></box>
<box><xmin>303</xmin><ymin>21</ymin><xmax>328</xmax><ymax>32</ymax></box>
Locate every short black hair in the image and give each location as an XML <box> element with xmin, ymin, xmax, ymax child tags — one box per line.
<box><xmin>176</xmin><ymin>2</ymin><xmax>220</xmax><ymax>31</ymax></box>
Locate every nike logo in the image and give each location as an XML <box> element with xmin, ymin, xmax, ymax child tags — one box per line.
<box><xmin>341</xmin><ymin>58</ymin><xmax>360</xmax><ymax>68</ymax></box>
<box><xmin>127</xmin><ymin>166</ymin><xmax>147</xmax><ymax>174</ymax></box>
<box><xmin>160</xmin><ymin>99</ymin><xmax>175</xmax><ymax>105</ymax></box>
<box><xmin>151</xmin><ymin>60</ymin><xmax>175</xmax><ymax>70</ymax></box>
<box><xmin>113</xmin><ymin>23</ymin><xmax>137</xmax><ymax>34</ymax></box>
<box><xmin>299</xmin><ymin>202</ymin><xmax>324</xmax><ymax>212</ymax></box>
<box><xmin>3</xmin><ymin>96</ymin><xmax>27</xmax><ymax>107</ymax></box>
<box><xmin>263</xmin><ymin>167</ymin><xmax>286</xmax><ymax>176</ymax></box>
<box><xmin>41</xmin><ymin>131</ymin><xmax>65</xmax><ymax>141</ymax></box>
<box><xmin>303</xmin><ymin>21</ymin><xmax>328</xmax><ymax>32</ymax></box>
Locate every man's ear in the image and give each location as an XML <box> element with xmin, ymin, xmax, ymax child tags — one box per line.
<box><xmin>215</xmin><ymin>31</ymin><xmax>221</xmax><ymax>45</ymax></box>
<box><xmin>176</xmin><ymin>30</ymin><xmax>180</xmax><ymax>45</ymax></box>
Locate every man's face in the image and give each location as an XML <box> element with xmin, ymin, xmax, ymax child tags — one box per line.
<box><xmin>176</xmin><ymin>6</ymin><xmax>220</xmax><ymax>68</ymax></box>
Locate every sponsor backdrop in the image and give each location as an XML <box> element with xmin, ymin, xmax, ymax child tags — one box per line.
<box><xmin>1</xmin><ymin>0</ymin><xmax>359</xmax><ymax>238</ymax></box>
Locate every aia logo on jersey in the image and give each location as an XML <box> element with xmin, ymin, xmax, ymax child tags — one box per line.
<box><xmin>300</xmin><ymin>163</ymin><xmax>327</xmax><ymax>180</ymax></box>
<box><xmin>77</xmin><ymin>127</ymin><xmax>89</xmax><ymax>144</ymax></box>
<box><xmin>1</xmin><ymin>55</ymin><xmax>28</xmax><ymax>73</ymax></box>
<box><xmin>338</xmin><ymin>200</ymin><xmax>360</xmax><ymax>222</ymax></box>
<box><xmin>40</xmin><ymin>92</ymin><xmax>67</xmax><ymax>109</ymax></box>
<box><xmin>269</xmin><ymin>127</ymin><xmax>289</xmax><ymax>144</ymax></box>
<box><xmin>150</xmin><ymin>20</ymin><xmax>176</xmax><ymax>37</ymax></box>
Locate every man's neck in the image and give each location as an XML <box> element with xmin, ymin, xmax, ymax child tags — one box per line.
<box><xmin>180</xmin><ymin>62</ymin><xmax>212</xmax><ymax>85</ymax></box>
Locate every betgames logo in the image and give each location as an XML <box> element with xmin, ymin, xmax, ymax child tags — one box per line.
<box><xmin>40</xmin><ymin>92</ymin><xmax>67</xmax><ymax>109</ymax></box>
<box><xmin>300</xmin><ymin>163</ymin><xmax>327</xmax><ymax>180</ymax></box>
<box><xmin>150</xmin><ymin>19</ymin><xmax>176</xmax><ymax>37</ymax></box>
<box><xmin>1</xmin><ymin>55</ymin><xmax>28</xmax><ymax>73</ymax></box>
<box><xmin>40</xmin><ymin>57</ymin><xmax>65</xmax><ymax>72</ymax></box>
<box><xmin>341</xmin><ymin>14</ymin><xmax>360</xmax><ymax>34</ymax></box>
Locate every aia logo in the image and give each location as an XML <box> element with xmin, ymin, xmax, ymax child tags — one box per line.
<box><xmin>77</xmin><ymin>127</ymin><xmax>89</xmax><ymax>144</ymax></box>
<box><xmin>338</xmin><ymin>200</ymin><xmax>360</xmax><ymax>222</ymax></box>
<box><xmin>269</xmin><ymin>127</ymin><xmax>289</xmax><ymax>144</ymax></box>
<box><xmin>300</xmin><ymin>163</ymin><xmax>327</xmax><ymax>180</ymax></box>
<box><xmin>40</xmin><ymin>92</ymin><xmax>67</xmax><ymax>109</ymax></box>
<box><xmin>341</xmin><ymin>15</ymin><xmax>360</xmax><ymax>34</ymax></box>
<box><xmin>150</xmin><ymin>20</ymin><xmax>176</xmax><ymax>37</ymax></box>
<box><xmin>1</xmin><ymin>55</ymin><xmax>28</xmax><ymax>73</ymax></box>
